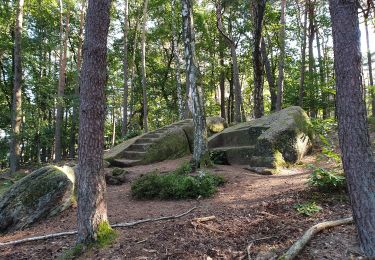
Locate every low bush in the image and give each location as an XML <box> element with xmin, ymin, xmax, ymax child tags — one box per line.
<box><xmin>308</xmin><ymin>167</ymin><xmax>346</xmax><ymax>192</ymax></box>
<box><xmin>294</xmin><ymin>201</ymin><xmax>322</xmax><ymax>216</ymax></box>
<box><xmin>131</xmin><ymin>168</ymin><xmax>225</xmax><ymax>200</ymax></box>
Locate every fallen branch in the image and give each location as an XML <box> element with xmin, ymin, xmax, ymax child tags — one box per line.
<box><xmin>193</xmin><ymin>216</ymin><xmax>216</xmax><ymax>223</ymax></box>
<box><xmin>0</xmin><ymin>206</ymin><xmax>197</xmax><ymax>247</ymax></box>
<box><xmin>282</xmin><ymin>217</ymin><xmax>353</xmax><ymax>260</ymax></box>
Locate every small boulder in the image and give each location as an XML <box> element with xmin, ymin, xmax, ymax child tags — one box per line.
<box><xmin>105</xmin><ymin>168</ymin><xmax>128</xmax><ymax>185</ymax></box>
<box><xmin>0</xmin><ymin>165</ymin><xmax>75</xmax><ymax>233</ymax></box>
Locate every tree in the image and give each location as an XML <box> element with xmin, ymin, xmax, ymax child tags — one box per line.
<box><xmin>181</xmin><ymin>0</ymin><xmax>208</xmax><ymax>168</ymax></box>
<box><xmin>364</xmin><ymin>14</ymin><xmax>374</xmax><ymax>116</ymax></box>
<box><xmin>216</xmin><ymin>1</ymin><xmax>242</xmax><ymax>122</ymax></box>
<box><xmin>141</xmin><ymin>0</ymin><xmax>149</xmax><ymax>133</ymax></box>
<box><xmin>54</xmin><ymin>1</ymin><xmax>70</xmax><ymax>162</ymax></box>
<box><xmin>121</xmin><ymin>0</ymin><xmax>129</xmax><ymax>137</ymax></box>
<box><xmin>329</xmin><ymin>0</ymin><xmax>375</xmax><ymax>256</ymax></box>
<box><xmin>298</xmin><ymin>1</ymin><xmax>308</xmax><ymax>107</ymax></box>
<box><xmin>252</xmin><ymin>0</ymin><xmax>266</xmax><ymax>118</ymax></box>
<box><xmin>9</xmin><ymin>0</ymin><xmax>24</xmax><ymax>174</ymax></box>
<box><xmin>76</xmin><ymin>0</ymin><xmax>113</xmax><ymax>244</ymax></box>
<box><xmin>276</xmin><ymin>0</ymin><xmax>286</xmax><ymax>111</ymax></box>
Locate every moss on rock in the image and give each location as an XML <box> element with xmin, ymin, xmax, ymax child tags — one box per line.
<box><xmin>0</xmin><ymin>165</ymin><xmax>75</xmax><ymax>233</ymax></box>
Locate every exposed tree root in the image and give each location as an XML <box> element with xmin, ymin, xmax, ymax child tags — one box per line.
<box><xmin>282</xmin><ymin>217</ymin><xmax>353</xmax><ymax>260</ymax></box>
<box><xmin>0</xmin><ymin>206</ymin><xmax>197</xmax><ymax>247</ymax></box>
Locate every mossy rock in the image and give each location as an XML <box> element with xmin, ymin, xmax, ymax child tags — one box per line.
<box><xmin>105</xmin><ymin>168</ymin><xmax>128</xmax><ymax>185</ymax></box>
<box><xmin>0</xmin><ymin>165</ymin><xmax>75</xmax><ymax>233</ymax></box>
<box><xmin>207</xmin><ymin>117</ymin><xmax>228</xmax><ymax>136</ymax></box>
<box><xmin>208</xmin><ymin>106</ymin><xmax>314</xmax><ymax>169</ymax></box>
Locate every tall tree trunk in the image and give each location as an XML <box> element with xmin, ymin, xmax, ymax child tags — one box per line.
<box><xmin>181</xmin><ymin>0</ymin><xmax>208</xmax><ymax>168</ymax></box>
<box><xmin>261</xmin><ymin>38</ymin><xmax>277</xmax><ymax>111</ymax></box>
<box><xmin>55</xmin><ymin>4</ymin><xmax>70</xmax><ymax>162</ymax></box>
<box><xmin>365</xmin><ymin>18</ymin><xmax>375</xmax><ymax>117</ymax></box>
<box><xmin>77</xmin><ymin>0</ymin><xmax>112</xmax><ymax>244</ymax></box>
<box><xmin>329</xmin><ymin>0</ymin><xmax>375</xmax><ymax>256</ymax></box>
<box><xmin>316</xmin><ymin>29</ymin><xmax>327</xmax><ymax>118</ymax></box>
<box><xmin>121</xmin><ymin>0</ymin><xmax>129</xmax><ymax>137</ymax></box>
<box><xmin>171</xmin><ymin>0</ymin><xmax>184</xmax><ymax>120</ymax></box>
<box><xmin>307</xmin><ymin>0</ymin><xmax>316</xmax><ymax>117</ymax></box>
<box><xmin>112</xmin><ymin>107</ymin><xmax>116</xmax><ymax>147</ymax></box>
<box><xmin>69</xmin><ymin>0</ymin><xmax>85</xmax><ymax>158</ymax></box>
<box><xmin>298</xmin><ymin>2</ymin><xmax>308</xmax><ymax>107</ymax></box>
<box><xmin>276</xmin><ymin>0</ymin><xmax>286</xmax><ymax>111</ymax></box>
<box><xmin>129</xmin><ymin>19</ymin><xmax>140</xmax><ymax>124</ymax></box>
<box><xmin>252</xmin><ymin>0</ymin><xmax>266</xmax><ymax>118</ymax></box>
<box><xmin>219</xmin><ymin>46</ymin><xmax>226</xmax><ymax>119</ymax></box>
<box><xmin>216</xmin><ymin>2</ymin><xmax>242</xmax><ymax>122</ymax></box>
<box><xmin>10</xmin><ymin>0</ymin><xmax>24</xmax><ymax>174</ymax></box>
<box><xmin>141</xmin><ymin>0</ymin><xmax>148</xmax><ymax>132</ymax></box>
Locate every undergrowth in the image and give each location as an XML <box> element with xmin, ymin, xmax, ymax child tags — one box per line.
<box><xmin>131</xmin><ymin>162</ymin><xmax>225</xmax><ymax>200</ymax></box>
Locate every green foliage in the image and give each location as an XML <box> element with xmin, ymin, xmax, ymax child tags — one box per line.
<box><xmin>294</xmin><ymin>201</ymin><xmax>322</xmax><ymax>216</ymax></box>
<box><xmin>308</xmin><ymin>167</ymin><xmax>346</xmax><ymax>192</ymax></box>
<box><xmin>58</xmin><ymin>243</ymin><xmax>84</xmax><ymax>260</ymax></box>
<box><xmin>131</xmin><ymin>168</ymin><xmax>225</xmax><ymax>200</ymax></box>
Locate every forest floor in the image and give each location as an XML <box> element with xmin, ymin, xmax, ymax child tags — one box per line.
<box><xmin>0</xmin><ymin>145</ymin><xmax>364</xmax><ymax>260</ymax></box>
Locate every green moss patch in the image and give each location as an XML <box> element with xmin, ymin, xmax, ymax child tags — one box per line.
<box><xmin>131</xmin><ymin>166</ymin><xmax>225</xmax><ymax>200</ymax></box>
<box><xmin>96</xmin><ymin>221</ymin><xmax>118</xmax><ymax>247</ymax></box>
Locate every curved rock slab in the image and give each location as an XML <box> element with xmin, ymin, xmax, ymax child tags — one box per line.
<box><xmin>209</xmin><ymin>106</ymin><xmax>314</xmax><ymax>170</ymax></box>
<box><xmin>0</xmin><ymin>165</ymin><xmax>75</xmax><ymax>233</ymax></box>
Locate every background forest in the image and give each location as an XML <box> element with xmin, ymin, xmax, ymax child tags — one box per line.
<box><xmin>0</xmin><ymin>0</ymin><xmax>374</xmax><ymax>167</ymax></box>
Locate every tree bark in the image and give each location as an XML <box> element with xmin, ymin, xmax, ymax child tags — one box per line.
<box><xmin>219</xmin><ymin>46</ymin><xmax>226</xmax><ymax>119</ymax></box>
<box><xmin>329</xmin><ymin>0</ymin><xmax>375</xmax><ymax>256</ymax></box>
<box><xmin>77</xmin><ymin>0</ymin><xmax>112</xmax><ymax>244</ymax></box>
<box><xmin>276</xmin><ymin>0</ymin><xmax>286</xmax><ymax>111</ymax></box>
<box><xmin>141</xmin><ymin>0</ymin><xmax>148</xmax><ymax>133</ymax></box>
<box><xmin>10</xmin><ymin>0</ymin><xmax>24</xmax><ymax>174</ymax></box>
<box><xmin>181</xmin><ymin>0</ymin><xmax>208</xmax><ymax>168</ymax></box>
<box><xmin>121</xmin><ymin>0</ymin><xmax>129</xmax><ymax>137</ymax></box>
<box><xmin>298</xmin><ymin>2</ymin><xmax>308</xmax><ymax>107</ymax></box>
<box><xmin>129</xmin><ymin>18</ymin><xmax>140</xmax><ymax>124</ymax></box>
<box><xmin>55</xmin><ymin>4</ymin><xmax>70</xmax><ymax>162</ymax></box>
<box><xmin>69</xmin><ymin>0</ymin><xmax>85</xmax><ymax>158</ymax></box>
<box><xmin>316</xmin><ymin>29</ymin><xmax>327</xmax><ymax>118</ymax></box>
<box><xmin>261</xmin><ymin>38</ymin><xmax>277</xmax><ymax>111</ymax></box>
<box><xmin>216</xmin><ymin>2</ymin><xmax>242</xmax><ymax>122</ymax></box>
<box><xmin>252</xmin><ymin>0</ymin><xmax>266</xmax><ymax>118</ymax></box>
<box><xmin>307</xmin><ymin>0</ymin><xmax>316</xmax><ymax>117</ymax></box>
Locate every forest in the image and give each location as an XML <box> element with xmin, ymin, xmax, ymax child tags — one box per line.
<box><xmin>1</xmin><ymin>0</ymin><xmax>375</xmax><ymax>259</ymax></box>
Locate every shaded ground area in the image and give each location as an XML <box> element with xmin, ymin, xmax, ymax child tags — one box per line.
<box><xmin>0</xmin><ymin>153</ymin><xmax>360</xmax><ymax>259</ymax></box>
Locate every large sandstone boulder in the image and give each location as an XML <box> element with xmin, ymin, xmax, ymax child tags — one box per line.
<box><xmin>105</xmin><ymin>117</ymin><xmax>227</xmax><ymax>167</ymax></box>
<box><xmin>0</xmin><ymin>165</ymin><xmax>75</xmax><ymax>233</ymax></box>
<box><xmin>209</xmin><ymin>106</ymin><xmax>314</xmax><ymax>171</ymax></box>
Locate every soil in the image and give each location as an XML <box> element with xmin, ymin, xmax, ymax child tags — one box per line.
<box><xmin>0</xmin><ymin>152</ymin><xmax>363</xmax><ymax>259</ymax></box>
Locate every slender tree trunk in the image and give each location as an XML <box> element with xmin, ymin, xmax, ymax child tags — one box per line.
<box><xmin>365</xmin><ymin>18</ymin><xmax>375</xmax><ymax>117</ymax></box>
<box><xmin>261</xmin><ymin>38</ymin><xmax>277</xmax><ymax>111</ymax></box>
<box><xmin>112</xmin><ymin>107</ymin><xmax>116</xmax><ymax>147</ymax></box>
<box><xmin>307</xmin><ymin>0</ymin><xmax>316</xmax><ymax>117</ymax></box>
<box><xmin>69</xmin><ymin>0</ymin><xmax>85</xmax><ymax>158</ymax></box>
<box><xmin>252</xmin><ymin>0</ymin><xmax>266</xmax><ymax>118</ymax></box>
<box><xmin>77</xmin><ymin>0</ymin><xmax>112</xmax><ymax>244</ymax></box>
<box><xmin>329</xmin><ymin>0</ymin><xmax>375</xmax><ymax>256</ymax></box>
<box><xmin>181</xmin><ymin>0</ymin><xmax>208</xmax><ymax>168</ymax></box>
<box><xmin>219</xmin><ymin>47</ymin><xmax>226</xmax><ymax>119</ymax></box>
<box><xmin>171</xmin><ymin>0</ymin><xmax>184</xmax><ymax>120</ymax></box>
<box><xmin>55</xmin><ymin>5</ymin><xmax>70</xmax><ymax>162</ymax></box>
<box><xmin>121</xmin><ymin>0</ymin><xmax>129</xmax><ymax>137</ymax></box>
<box><xmin>276</xmin><ymin>0</ymin><xmax>286</xmax><ymax>111</ymax></box>
<box><xmin>10</xmin><ymin>0</ymin><xmax>24</xmax><ymax>174</ymax></box>
<box><xmin>316</xmin><ymin>29</ymin><xmax>327</xmax><ymax>118</ymax></box>
<box><xmin>129</xmin><ymin>19</ymin><xmax>140</xmax><ymax>124</ymax></box>
<box><xmin>298</xmin><ymin>3</ymin><xmax>308</xmax><ymax>107</ymax></box>
<box><xmin>216</xmin><ymin>2</ymin><xmax>242</xmax><ymax>122</ymax></box>
<box><xmin>141</xmin><ymin>0</ymin><xmax>148</xmax><ymax>132</ymax></box>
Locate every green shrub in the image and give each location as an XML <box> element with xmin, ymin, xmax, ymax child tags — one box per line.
<box><xmin>308</xmin><ymin>167</ymin><xmax>346</xmax><ymax>192</ymax></box>
<box><xmin>294</xmin><ymin>201</ymin><xmax>322</xmax><ymax>216</ymax></box>
<box><xmin>131</xmin><ymin>170</ymin><xmax>225</xmax><ymax>200</ymax></box>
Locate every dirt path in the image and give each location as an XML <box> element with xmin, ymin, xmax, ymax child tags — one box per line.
<box><xmin>0</xmin><ymin>155</ymin><xmax>360</xmax><ymax>259</ymax></box>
